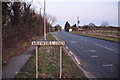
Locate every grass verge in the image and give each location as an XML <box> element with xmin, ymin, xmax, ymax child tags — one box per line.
<box><xmin>70</xmin><ymin>32</ymin><xmax>119</xmax><ymax>43</ymax></box>
<box><xmin>16</xmin><ymin>33</ymin><xmax>87</xmax><ymax>78</ymax></box>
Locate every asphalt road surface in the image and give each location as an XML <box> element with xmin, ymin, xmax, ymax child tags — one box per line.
<box><xmin>54</xmin><ymin>30</ymin><xmax>119</xmax><ymax>78</ymax></box>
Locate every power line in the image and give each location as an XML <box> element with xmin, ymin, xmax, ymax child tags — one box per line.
<box><xmin>36</xmin><ymin>0</ymin><xmax>44</xmax><ymax>9</ymax></box>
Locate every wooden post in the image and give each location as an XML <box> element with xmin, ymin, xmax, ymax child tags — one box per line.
<box><xmin>60</xmin><ymin>46</ymin><xmax>62</xmax><ymax>78</ymax></box>
<box><xmin>36</xmin><ymin>46</ymin><xmax>38</xmax><ymax>78</ymax></box>
<box><xmin>44</xmin><ymin>0</ymin><xmax>46</xmax><ymax>40</ymax></box>
<box><xmin>32</xmin><ymin>41</ymin><xmax>65</xmax><ymax>78</ymax></box>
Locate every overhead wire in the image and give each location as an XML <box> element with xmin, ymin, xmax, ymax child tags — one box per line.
<box><xmin>36</xmin><ymin>0</ymin><xmax>44</xmax><ymax>9</ymax></box>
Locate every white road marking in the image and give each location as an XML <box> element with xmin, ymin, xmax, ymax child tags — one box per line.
<box><xmin>70</xmin><ymin>41</ymin><xmax>77</xmax><ymax>43</ymax></box>
<box><xmin>90</xmin><ymin>56</ymin><xmax>99</xmax><ymax>58</ymax></box>
<box><xmin>69</xmin><ymin>50</ymin><xmax>73</xmax><ymax>55</ymax></box>
<box><xmin>102</xmin><ymin>64</ymin><xmax>114</xmax><ymax>67</ymax></box>
<box><xmin>15</xmin><ymin>71</ymin><xmax>18</xmax><ymax>74</ymax></box>
<box><xmin>52</xmin><ymin>33</ymin><xmax>59</xmax><ymax>40</ymax></box>
<box><xmin>75</xmin><ymin>57</ymin><xmax>81</xmax><ymax>65</ymax></box>
<box><xmin>94</xmin><ymin>43</ymin><xmax>118</xmax><ymax>53</ymax></box>
<box><xmin>66</xmin><ymin>46</ymin><xmax>69</xmax><ymax>49</ymax></box>
<box><xmin>84</xmin><ymin>50</ymin><xmax>96</xmax><ymax>53</ymax></box>
<box><xmin>67</xmin><ymin>52</ymin><xmax>71</xmax><ymax>56</ymax></box>
<box><xmin>90</xmin><ymin>50</ymin><xmax>96</xmax><ymax>52</ymax></box>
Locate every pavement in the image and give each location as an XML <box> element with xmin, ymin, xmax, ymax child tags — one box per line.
<box><xmin>2</xmin><ymin>37</ymin><xmax>44</xmax><ymax>79</ymax></box>
<box><xmin>53</xmin><ymin>30</ymin><xmax>119</xmax><ymax>78</ymax></box>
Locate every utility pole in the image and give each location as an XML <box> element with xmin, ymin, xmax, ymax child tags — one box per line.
<box><xmin>40</xmin><ymin>8</ymin><xmax>41</xmax><ymax>16</ymax></box>
<box><xmin>32</xmin><ymin>0</ymin><xmax>33</xmax><ymax>4</ymax></box>
<box><xmin>39</xmin><ymin>8</ymin><xmax>41</xmax><ymax>38</ymax></box>
<box><xmin>77</xmin><ymin>17</ymin><xmax>80</xmax><ymax>27</ymax></box>
<box><xmin>44</xmin><ymin>0</ymin><xmax>46</xmax><ymax>40</ymax></box>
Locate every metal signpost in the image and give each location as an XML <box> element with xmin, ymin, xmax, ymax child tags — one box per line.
<box><xmin>32</xmin><ymin>41</ymin><xmax>65</xmax><ymax>78</ymax></box>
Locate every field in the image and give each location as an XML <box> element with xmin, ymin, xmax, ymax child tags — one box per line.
<box><xmin>71</xmin><ymin>29</ymin><xmax>120</xmax><ymax>43</ymax></box>
<box><xmin>86</xmin><ymin>30</ymin><xmax>119</xmax><ymax>37</ymax></box>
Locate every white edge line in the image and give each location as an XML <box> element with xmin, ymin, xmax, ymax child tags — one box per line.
<box><xmin>66</xmin><ymin>46</ymin><xmax>69</xmax><ymax>49</ymax></box>
<box><xmin>75</xmin><ymin>57</ymin><xmax>81</xmax><ymax>65</ymax></box>
<box><xmin>63</xmin><ymin>46</ymin><xmax>96</xmax><ymax>78</ymax></box>
<box><xmin>69</xmin><ymin>50</ymin><xmax>73</xmax><ymax>55</ymax></box>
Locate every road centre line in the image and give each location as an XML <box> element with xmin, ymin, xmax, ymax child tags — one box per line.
<box><xmin>89</xmin><ymin>50</ymin><xmax>96</xmax><ymax>52</ymax></box>
<box><xmin>84</xmin><ymin>50</ymin><xmax>96</xmax><ymax>53</ymax></box>
<box><xmin>94</xmin><ymin>43</ymin><xmax>118</xmax><ymax>53</ymax></box>
<box><xmin>90</xmin><ymin>55</ymin><xmax>99</xmax><ymax>58</ymax></box>
<box><xmin>71</xmin><ymin>33</ymin><xmax>117</xmax><ymax>53</ymax></box>
<box><xmin>102</xmin><ymin>64</ymin><xmax>114</xmax><ymax>67</ymax></box>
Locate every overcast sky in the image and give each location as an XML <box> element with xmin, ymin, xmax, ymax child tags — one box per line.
<box><xmin>31</xmin><ymin>0</ymin><xmax>119</xmax><ymax>28</ymax></box>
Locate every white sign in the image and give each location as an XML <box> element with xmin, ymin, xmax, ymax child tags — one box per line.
<box><xmin>32</xmin><ymin>40</ymin><xmax>65</xmax><ymax>78</ymax></box>
<box><xmin>32</xmin><ymin>41</ymin><xmax>65</xmax><ymax>46</ymax></box>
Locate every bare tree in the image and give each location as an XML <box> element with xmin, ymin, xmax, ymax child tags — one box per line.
<box><xmin>101</xmin><ymin>21</ymin><xmax>109</xmax><ymax>27</ymax></box>
<box><xmin>46</xmin><ymin>14</ymin><xmax>56</xmax><ymax>25</ymax></box>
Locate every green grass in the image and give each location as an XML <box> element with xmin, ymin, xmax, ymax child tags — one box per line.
<box><xmin>46</xmin><ymin>33</ymin><xmax>56</xmax><ymax>40</ymax></box>
<box><xmin>16</xmin><ymin>33</ymin><xmax>87</xmax><ymax>78</ymax></box>
<box><xmin>70</xmin><ymin>32</ymin><xmax>119</xmax><ymax>43</ymax></box>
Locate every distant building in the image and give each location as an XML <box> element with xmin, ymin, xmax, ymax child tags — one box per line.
<box><xmin>69</xmin><ymin>28</ymin><xmax>72</xmax><ymax>32</ymax></box>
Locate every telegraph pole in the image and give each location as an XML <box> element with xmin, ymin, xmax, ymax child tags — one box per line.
<box><xmin>44</xmin><ymin>0</ymin><xmax>46</xmax><ymax>40</ymax></box>
<box><xmin>77</xmin><ymin>17</ymin><xmax>80</xmax><ymax>27</ymax></box>
<box><xmin>40</xmin><ymin>8</ymin><xmax>41</xmax><ymax>16</ymax></box>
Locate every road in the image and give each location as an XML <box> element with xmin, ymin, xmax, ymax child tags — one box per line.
<box><xmin>54</xmin><ymin>30</ymin><xmax>119</xmax><ymax>78</ymax></box>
